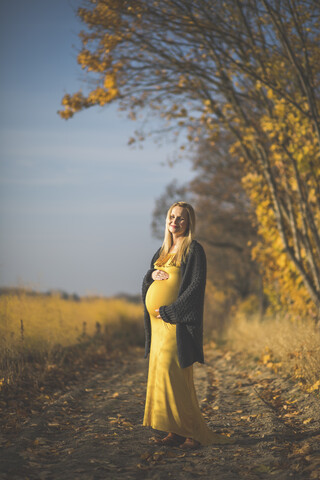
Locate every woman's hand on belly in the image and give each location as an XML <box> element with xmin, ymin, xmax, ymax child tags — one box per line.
<box><xmin>152</xmin><ymin>269</ymin><xmax>169</xmax><ymax>281</ymax></box>
<box><xmin>155</xmin><ymin>308</ymin><xmax>162</xmax><ymax>319</ymax></box>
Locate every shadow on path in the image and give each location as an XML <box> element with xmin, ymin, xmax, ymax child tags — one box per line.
<box><xmin>1</xmin><ymin>346</ymin><xmax>320</xmax><ymax>479</ymax></box>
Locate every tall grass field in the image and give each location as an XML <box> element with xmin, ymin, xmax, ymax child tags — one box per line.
<box><xmin>227</xmin><ymin>302</ymin><xmax>320</xmax><ymax>391</ymax></box>
<box><xmin>1</xmin><ymin>289</ymin><xmax>319</xmax><ymax>394</ymax></box>
<box><xmin>0</xmin><ymin>290</ymin><xmax>144</xmax><ymax>390</ymax></box>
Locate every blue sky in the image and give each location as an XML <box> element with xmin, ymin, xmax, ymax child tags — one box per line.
<box><xmin>0</xmin><ymin>0</ymin><xmax>193</xmax><ymax>296</ymax></box>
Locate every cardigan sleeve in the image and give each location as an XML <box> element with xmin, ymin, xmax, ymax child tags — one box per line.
<box><xmin>159</xmin><ymin>242</ymin><xmax>206</xmax><ymax>326</ymax></box>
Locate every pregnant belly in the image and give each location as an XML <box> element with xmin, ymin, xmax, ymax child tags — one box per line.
<box><xmin>146</xmin><ymin>275</ymin><xmax>180</xmax><ymax>317</ymax></box>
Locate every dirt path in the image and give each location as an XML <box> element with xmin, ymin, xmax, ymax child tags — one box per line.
<box><xmin>1</xmin><ymin>346</ymin><xmax>320</xmax><ymax>479</ymax></box>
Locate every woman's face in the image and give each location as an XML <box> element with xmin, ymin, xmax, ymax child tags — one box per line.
<box><xmin>168</xmin><ymin>206</ymin><xmax>189</xmax><ymax>237</ymax></box>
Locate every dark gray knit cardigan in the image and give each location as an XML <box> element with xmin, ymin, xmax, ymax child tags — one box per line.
<box><xmin>142</xmin><ymin>239</ymin><xmax>206</xmax><ymax>369</ymax></box>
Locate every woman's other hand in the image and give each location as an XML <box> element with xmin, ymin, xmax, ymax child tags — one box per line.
<box><xmin>152</xmin><ymin>269</ymin><xmax>169</xmax><ymax>281</ymax></box>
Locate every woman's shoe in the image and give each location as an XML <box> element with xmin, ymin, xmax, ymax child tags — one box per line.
<box><xmin>180</xmin><ymin>438</ymin><xmax>201</xmax><ymax>449</ymax></box>
<box><xmin>154</xmin><ymin>433</ymin><xmax>186</xmax><ymax>446</ymax></box>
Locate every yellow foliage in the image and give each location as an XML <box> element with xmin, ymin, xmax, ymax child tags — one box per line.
<box><xmin>58</xmin><ymin>91</ymin><xmax>89</xmax><ymax>119</ymax></box>
<box><xmin>88</xmin><ymin>86</ymin><xmax>118</xmax><ymax>106</ymax></box>
<box><xmin>266</xmin><ymin>88</ymin><xmax>273</xmax><ymax>99</ymax></box>
<box><xmin>307</xmin><ymin>380</ymin><xmax>320</xmax><ymax>393</ymax></box>
<box><xmin>236</xmin><ymin>93</ymin><xmax>320</xmax><ymax>318</ymax></box>
<box><xmin>58</xmin><ymin>0</ymin><xmax>320</xmax><ymax>319</ymax></box>
<box><xmin>104</xmin><ymin>74</ymin><xmax>117</xmax><ymax>90</ymax></box>
<box><xmin>261</xmin><ymin>352</ymin><xmax>272</xmax><ymax>364</ymax></box>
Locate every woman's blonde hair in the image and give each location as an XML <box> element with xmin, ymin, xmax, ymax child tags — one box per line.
<box><xmin>157</xmin><ymin>201</ymin><xmax>196</xmax><ymax>266</ymax></box>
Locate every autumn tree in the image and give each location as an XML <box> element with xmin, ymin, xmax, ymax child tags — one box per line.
<box><xmin>151</xmin><ymin>136</ymin><xmax>261</xmax><ymax>330</ymax></box>
<box><xmin>152</xmin><ymin>136</ymin><xmax>259</xmax><ymax>295</ymax></box>
<box><xmin>59</xmin><ymin>0</ymin><xmax>320</xmax><ymax>317</ymax></box>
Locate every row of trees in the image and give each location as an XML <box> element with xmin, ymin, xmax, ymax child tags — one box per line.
<box><xmin>59</xmin><ymin>0</ymin><xmax>320</xmax><ymax>319</ymax></box>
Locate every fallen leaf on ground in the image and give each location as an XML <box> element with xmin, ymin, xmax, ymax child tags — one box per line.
<box><xmin>303</xmin><ymin>418</ymin><xmax>313</xmax><ymax>424</ymax></box>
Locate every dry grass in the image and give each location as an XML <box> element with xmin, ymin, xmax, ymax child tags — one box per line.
<box><xmin>227</xmin><ymin>306</ymin><xmax>320</xmax><ymax>390</ymax></box>
<box><xmin>0</xmin><ymin>291</ymin><xmax>144</xmax><ymax>390</ymax></box>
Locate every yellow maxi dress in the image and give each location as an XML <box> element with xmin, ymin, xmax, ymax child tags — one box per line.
<box><xmin>143</xmin><ymin>255</ymin><xmax>216</xmax><ymax>445</ymax></box>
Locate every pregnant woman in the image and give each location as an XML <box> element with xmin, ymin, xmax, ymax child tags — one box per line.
<box><xmin>142</xmin><ymin>201</ymin><xmax>232</xmax><ymax>448</ymax></box>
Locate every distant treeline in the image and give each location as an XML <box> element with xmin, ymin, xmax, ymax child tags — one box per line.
<box><xmin>0</xmin><ymin>287</ymin><xmax>141</xmax><ymax>304</ymax></box>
